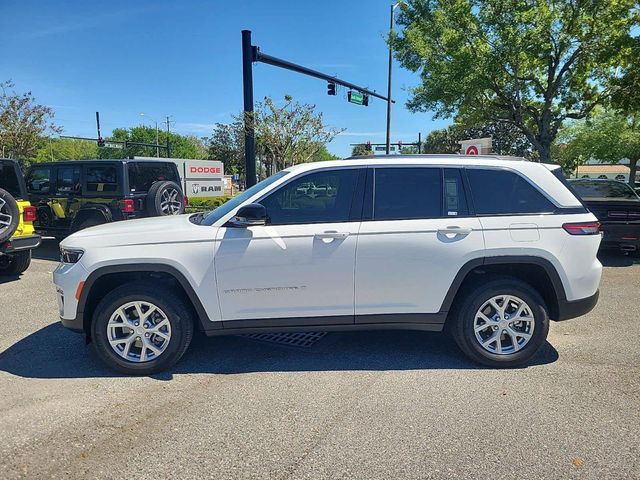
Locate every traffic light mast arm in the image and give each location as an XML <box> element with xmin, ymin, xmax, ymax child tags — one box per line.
<box><xmin>253</xmin><ymin>50</ymin><xmax>393</xmax><ymax>103</ymax></box>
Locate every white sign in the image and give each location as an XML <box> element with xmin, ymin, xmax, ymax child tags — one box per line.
<box><xmin>459</xmin><ymin>137</ymin><xmax>492</xmax><ymax>155</ymax></box>
<box><xmin>187</xmin><ymin>180</ymin><xmax>224</xmax><ymax>196</ymax></box>
<box><xmin>104</xmin><ymin>142</ymin><xmax>123</xmax><ymax>149</ymax></box>
<box><xmin>465</xmin><ymin>144</ymin><xmax>481</xmax><ymax>155</ymax></box>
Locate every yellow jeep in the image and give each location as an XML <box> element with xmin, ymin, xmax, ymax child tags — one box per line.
<box><xmin>0</xmin><ymin>159</ymin><xmax>41</xmax><ymax>275</ymax></box>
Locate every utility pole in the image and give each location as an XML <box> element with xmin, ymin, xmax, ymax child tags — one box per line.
<box><xmin>164</xmin><ymin>115</ymin><xmax>172</xmax><ymax>158</ymax></box>
<box><xmin>386</xmin><ymin>3</ymin><xmax>401</xmax><ymax>155</ymax></box>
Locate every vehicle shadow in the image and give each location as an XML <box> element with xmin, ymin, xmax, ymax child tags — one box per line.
<box><xmin>32</xmin><ymin>237</ymin><xmax>60</xmax><ymax>262</ymax></box>
<box><xmin>0</xmin><ymin>322</ymin><xmax>559</xmax><ymax>380</ymax></box>
<box><xmin>0</xmin><ymin>274</ymin><xmax>21</xmax><ymax>284</ymax></box>
<box><xmin>598</xmin><ymin>250</ymin><xmax>640</xmax><ymax>267</ymax></box>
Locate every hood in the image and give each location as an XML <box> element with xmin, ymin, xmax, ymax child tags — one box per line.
<box><xmin>61</xmin><ymin>214</ymin><xmax>216</xmax><ymax>249</ymax></box>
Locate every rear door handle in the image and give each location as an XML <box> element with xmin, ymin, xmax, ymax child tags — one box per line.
<box><xmin>314</xmin><ymin>231</ymin><xmax>350</xmax><ymax>240</ymax></box>
<box><xmin>438</xmin><ymin>226</ymin><xmax>472</xmax><ymax>235</ymax></box>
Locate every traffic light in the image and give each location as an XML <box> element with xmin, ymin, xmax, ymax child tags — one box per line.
<box><xmin>366</xmin><ymin>140</ymin><xmax>372</xmax><ymax>151</ymax></box>
<box><xmin>327</xmin><ymin>82</ymin><xmax>336</xmax><ymax>95</ymax></box>
<box><xmin>363</xmin><ymin>94</ymin><xmax>369</xmax><ymax>106</ymax></box>
<box><xmin>97</xmin><ymin>137</ymin><xmax>105</xmax><ymax>147</ymax></box>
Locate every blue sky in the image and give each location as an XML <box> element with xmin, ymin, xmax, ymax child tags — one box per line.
<box><xmin>1</xmin><ymin>0</ymin><xmax>451</xmax><ymax>157</ymax></box>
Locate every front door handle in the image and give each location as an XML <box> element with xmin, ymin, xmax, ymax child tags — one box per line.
<box><xmin>314</xmin><ymin>231</ymin><xmax>349</xmax><ymax>240</ymax></box>
<box><xmin>438</xmin><ymin>226</ymin><xmax>472</xmax><ymax>236</ymax></box>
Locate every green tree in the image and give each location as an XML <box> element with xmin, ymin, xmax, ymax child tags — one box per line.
<box><xmin>0</xmin><ymin>80</ymin><xmax>61</xmax><ymax>165</ymax></box>
<box><xmin>392</xmin><ymin>0</ymin><xmax>638</xmax><ymax>162</ymax></box>
<box><xmin>99</xmin><ymin>126</ymin><xmax>207</xmax><ymax>160</ymax></box>
<box><xmin>251</xmin><ymin>95</ymin><xmax>343</xmax><ymax>174</ymax></box>
<box><xmin>423</xmin><ymin>121</ymin><xmax>535</xmax><ymax>157</ymax></box>
<box><xmin>33</xmin><ymin>138</ymin><xmax>98</xmax><ymax>162</ymax></box>
<box><xmin>310</xmin><ymin>144</ymin><xmax>340</xmax><ymax>162</ymax></box>
<box><xmin>351</xmin><ymin>144</ymin><xmax>372</xmax><ymax>157</ymax></box>
<box><xmin>555</xmin><ymin>109</ymin><xmax>640</xmax><ymax>185</ymax></box>
<box><xmin>205</xmin><ymin>120</ymin><xmax>245</xmax><ymax>175</ymax></box>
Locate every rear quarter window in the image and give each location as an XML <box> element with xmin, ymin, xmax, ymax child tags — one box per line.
<box><xmin>467</xmin><ymin>168</ymin><xmax>555</xmax><ymax>215</ymax></box>
<box><xmin>0</xmin><ymin>162</ymin><xmax>23</xmax><ymax>199</ymax></box>
<box><xmin>85</xmin><ymin>165</ymin><xmax>119</xmax><ymax>193</ymax></box>
<box><xmin>128</xmin><ymin>162</ymin><xmax>179</xmax><ymax>192</ymax></box>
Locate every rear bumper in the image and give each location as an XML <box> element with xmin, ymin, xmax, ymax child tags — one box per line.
<box><xmin>600</xmin><ymin>222</ymin><xmax>640</xmax><ymax>251</ymax></box>
<box><xmin>1</xmin><ymin>234</ymin><xmax>42</xmax><ymax>253</ymax></box>
<box><xmin>555</xmin><ymin>290</ymin><xmax>599</xmax><ymax>321</ymax></box>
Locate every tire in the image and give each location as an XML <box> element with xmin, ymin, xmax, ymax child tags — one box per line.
<box><xmin>90</xmin><ymin>282</ymin><xmax>194</xmax><ymax>375</ymax></box>
<box><xmin>145</xmin><ymin>181</ymin><xmax>185</xmax><ymax>217</ymax></box>
<box><xmin>450</xmin><ymin>277</ymin><xmax>550</xmax><ymax>368</ymax></box>
<box><xmin>0</xmin><ymin>188</ymin><xmax>20</xmax><ymax>243</ymax></box>
<box><xmin>0</xmin><ymin>250</ymin><xmax>32</xmax><ymax>276</ymax></box>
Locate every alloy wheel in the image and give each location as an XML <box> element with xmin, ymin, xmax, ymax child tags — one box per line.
<box><xmin>0</xmin><ymin>197</ymin><xmax>14</xmax><ymax>236</ymax></box>
<box><xmin>473</xmin><ymin>294</ymin><xmax>535</xmax><ymax>355</ymax></box>
<box><xmin>160</xmin><ymin>188</ymin><xmax>182</xmax><ymax>215</ymax></box>
<box><xmin>106</xmin><ymin>301</ymin><xmax>172</xmax><ymax>362</ymax></box>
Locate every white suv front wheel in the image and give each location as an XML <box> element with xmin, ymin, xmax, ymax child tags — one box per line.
<box><xmin>451</xmin><ymin>278</ymin><xmax>550</xmax><ymax>367</ymax></box>
<box><xmin>91</xmin><ymin>282</ymin><xmax>194</xmax><ymax>375</ymax></box>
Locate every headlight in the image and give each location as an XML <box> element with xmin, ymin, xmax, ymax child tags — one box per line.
<box><xmin>60</xmin><ymin>247</ymin><xmax>84</xmax><ymax>264</ymax></box>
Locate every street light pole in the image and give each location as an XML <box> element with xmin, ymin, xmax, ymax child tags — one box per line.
<box><xmin>386</xmin><ymin>3</ymin><xmax>400</xmax><ymax>155</ymax></box>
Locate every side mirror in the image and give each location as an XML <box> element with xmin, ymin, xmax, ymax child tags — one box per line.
<box><xmin>228</xmin><ymin>203</ymin><xmax>267</xmax><ymax>227</ymax></box>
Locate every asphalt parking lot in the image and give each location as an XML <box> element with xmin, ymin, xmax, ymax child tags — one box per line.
<box><xmin>1</xmin><ymin>239</ymin><xmax>639</xmax><ymax>479</ymax></box>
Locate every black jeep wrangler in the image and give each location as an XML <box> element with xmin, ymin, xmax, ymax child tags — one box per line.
<box><xmin>25</xmin><ymin>159</ymin><xmax>185</xmax><ymax>238</ymax></box>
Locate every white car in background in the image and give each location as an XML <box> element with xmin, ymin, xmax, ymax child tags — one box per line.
<box><xmin>54</xmin><ymin>155</ymin><xmax>602</xmax><ymax>375</ymax></box>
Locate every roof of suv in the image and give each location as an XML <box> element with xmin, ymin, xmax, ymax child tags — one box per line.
<box><xmin>283</xmin><ymin>154</ymin><xmax>580</xmax><ymax>208</ymax></box>
<box><xmin>32</xmin><ymin>158</ymin><xmax>177</xmax><ymax>167</ymax></box>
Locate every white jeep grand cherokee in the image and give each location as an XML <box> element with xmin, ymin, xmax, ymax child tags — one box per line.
<box><xmin>54</xmin><ymin>155</ymin><xmax>602</xmax><ymax>375</ymax></box>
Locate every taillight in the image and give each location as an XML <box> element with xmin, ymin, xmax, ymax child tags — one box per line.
<box><xmin>183</xmin><ymin>195</ymin><xmax>189</xmax><ymax>207</ymax></box>
<box><xmin>120</xmin><ymin>198</ymin><xmax>135</xmax><ymax>213</ymax></box>
<box><xmin>562</xmin><ymin>222</ymin><xmax>601</xmax><ymax>235</ymax></box>
<box><xmin>23</xmin><ymin>206</ymin><xmax>37</xmax><ymax>222</ymax></box>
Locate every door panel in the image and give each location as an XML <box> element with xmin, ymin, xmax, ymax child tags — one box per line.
<box><xmin>215</xmin><ymin>222</ymin><xmax>359</xmax><ymax>322</ymax></box>
<box><xmin>355</xmin><ymin>166</ymin><xmax>484</xmax><ymax>319</ymax></box>
<box><xmin>355</xmin><ymin>217</ymin><xmax>484</xmax><ymax>317</ymax></box>
<box><xmin>214</xmin><ymin>167</ymin><xmax>364</xmax><ymax>324</ymax></box>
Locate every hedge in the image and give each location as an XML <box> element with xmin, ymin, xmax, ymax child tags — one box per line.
<box><xmin>185</xmin><ymin>195</ymin><xmax>233</xmax><ymax>212</ymax></box>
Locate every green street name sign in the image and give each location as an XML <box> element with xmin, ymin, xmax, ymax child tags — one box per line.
<box><xmin>348</xmin><ymin>91</ymin><xmax>364</xmax><ymax>105</ymax></box>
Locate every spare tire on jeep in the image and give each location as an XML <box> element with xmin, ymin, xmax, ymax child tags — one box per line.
<box><xmin>0</xmin><ymin>188</ymin><xmax>20</xmax><ymax>243</ymax></box>
<box><xmin>145</xmin><ymin>181</ymin><xmax>185</xmax><ymax>216</ymax></box>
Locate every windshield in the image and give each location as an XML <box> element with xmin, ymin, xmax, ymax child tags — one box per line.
<box><xmin>200</xmin><ymin>171</ymin><xmax>289</xmax><ymax>226</ymax></box>
<box><xmin>569</xmin><ymin>180</ymin><xmax>639</xmax><ymax>200</ymax></box>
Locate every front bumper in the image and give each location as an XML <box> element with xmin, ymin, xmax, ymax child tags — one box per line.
<box><xmin>555</xmin><ymin>290</ymin><xmax>599</xmax><ymax>321</ymax></box>
<box><xmin>53</xmin><ymin>261</ymin><xmax>89</xmax><ymax>333</ymax></box>
<box><xmin>1</xmin><ymin>234</ymin><xmax>42</xmax><ymax>253</ymax></box>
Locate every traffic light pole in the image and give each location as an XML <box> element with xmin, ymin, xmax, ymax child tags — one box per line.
<box><xmin>241</xmin><ymin>29</ymin><xmax>393</xmax><ymax>187</ymax></box>
<box><xmin>242</xmin><ymin>30</ymin><xmax>257</xmax><ymax>188</ymax></box>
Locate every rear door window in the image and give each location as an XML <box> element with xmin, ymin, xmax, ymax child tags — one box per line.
<box><xmin>55</xmin><ymin>166</ymin><xmax>82</xmax><ymax>194</ymax></box>
<box><xmin>26</xmin><ymin>166</ymin><xmax>51</xmax><ymax>194</ymax></box>
<box><xmin>128</xmin><ymin>162</ymin><xmax>179</xmax><ymax>192</ymax></box>
<box><xmin>373</xmin><ymin>167</ymin><xmax>442</xmax><ymax>220</ymax></box>
<box><xmin>0</xmin><ymin>162</ymin><xmax>23</xmax><ymax>198</ymax></box>
<box><xmin>467</xmin><ymin>169</ymin><xmax>555</xmax><ymax>215</ymax></box>
<box><xmin>85</xmin><ymin>165</ymin><xmax>119</xmax><ymax>193</ymax></box>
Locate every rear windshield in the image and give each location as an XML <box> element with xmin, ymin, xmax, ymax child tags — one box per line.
<box><xmin>128</xmin><ymin>162</ymin><xmax>179</xmax><ymax>192</ymax></box>
<box><xmin>569</xmin><ymin>180</ymin><xmax>638</xmax><ymax>199</ymax></box>
<box><xmin>0</xmin><ymin>162</ymin><xmax>23</xmax><ymax>199</ymax></box>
